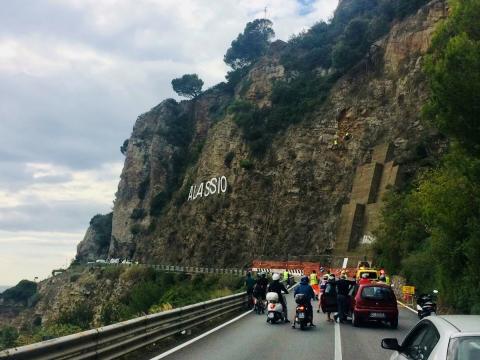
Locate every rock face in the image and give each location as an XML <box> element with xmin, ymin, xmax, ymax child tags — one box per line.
<box><xmin>76</xmin><ymin>213</ymin><xmax>112</xmax><ymax>262</ymax></box>
<box><xmin>79</xmin><ymin>0</ymin><xmax>447</xmax><ymax>267</ymax></box>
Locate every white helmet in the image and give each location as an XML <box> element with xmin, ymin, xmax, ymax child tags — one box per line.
<box><xmin>272</xmin><ymin>273</ymin><xmax>280</xmax><ymax>281</ymax></box>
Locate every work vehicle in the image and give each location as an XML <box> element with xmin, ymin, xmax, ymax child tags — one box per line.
<box><xmin>381</xmin><ymin>315</ymin><xmax>480</xmax><ymax>360</ymax></box>
<box><xmin>349</xmin><ymin>282</ymin><xmax>398</xmax><ymax>328</ymax></box>
<box><xmin>266</xmin><ymin>292</ymin><xmax>285</xmax><ymax>324</ymax></box>
<box><xmin>292</xmin><ymin>293</ymin><xmax>312</xmax><ymax>330</ymax></box>
<box><xmin>355</xmin><ymin>267</ymin><xmax>379</xmax><ymax>282</ymax></box>
<box><xmin>416</xmin><ymin>290</ymin><xmax>438</xmax><ymax>319</ymax></box>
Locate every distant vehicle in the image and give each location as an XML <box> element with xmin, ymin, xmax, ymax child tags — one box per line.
<box><xmin>109</xmin><ymin>258</ymin><xmax>120</xmax><ymax>264</ymax></box>
<box><xmin>349</xmin><ymin>282</ymin><xmax>398</xmax><ymax>328</ymax></box>
<box><xmin>95</xmin><ymin>259</ymin><xmax>107</xmax><ymax>264</ymax></box>
<box><xmin>416</xmin><ymin>290</ymin><xmax>438</xmax><ymax>319</ymax></box>
<box><xmin>381</xmin><ymin>315</ymin><xmax>480</xmax><ymax>360</ymax></box>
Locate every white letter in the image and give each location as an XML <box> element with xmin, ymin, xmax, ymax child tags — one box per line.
<box><xmin>210</xmin><ymin>178</ymin><xmax>217</xmax><ymax>194</ymax></box>
<box><xmin>196</xmin><ymin>183</ymin><xmax>204</xmax><ymax>199</ymax></box>
<box><xmin>204</xmin><ymin>181</ymin><xmax>211</xmax><ymax>197</ymax></box>
<box><xmin>221</xmin><ymin>176</ymin><xmax>227</xmax><ymax>193</ymax></box>
<box><xmin>188</xmin><ymin>186</ymin><xmax>194</xmax><ymax>201</ymax></box>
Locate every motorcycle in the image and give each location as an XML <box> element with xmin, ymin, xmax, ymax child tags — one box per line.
<box><xmin>266</xmin><ymin>292</ymin><xmax>285</xmax><ymax>324</ymax></box>
<box><xmin>416</xmin><ymin>290</ymin><xmax>438</xmax><ymax>319</ymax></box>
<box><xmin>292</xmin><ymin>294</ymin><xmax>312</xmax><ymax>330</ymax></box>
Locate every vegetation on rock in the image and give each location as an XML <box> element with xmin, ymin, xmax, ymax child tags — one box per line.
<box><xmin>374</xmin><ymin>0</ymin><xmax>480</xmax><ymax>314</ymax></box>
<box><xmin>0</xmin><ymin>280</ymin><xmax>37</xmax><ymax>305</ymax></box>
<box><xmin>171</xmin><ymin>74</ymin><xmax>204</xmax><ymax>99</ymax></box>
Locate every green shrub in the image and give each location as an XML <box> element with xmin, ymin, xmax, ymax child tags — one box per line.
<box><xmin>0</xmin><ymin>326</ymin><xmax>18</xmax><ymax>350</ymax></box>
<box><xmin>239</xmin><ymin>159</ymin><xmax>254</xmax><ymax>170</ymax></box>
<box><xmin>224</xmin><ymin>151</ymin><xmax>235</xmax><ymax>168</ymax></box>
<box><xmin>69</xmin><ymin>274</ymin><xmax>81</xmax><ymax>283</ymax></box>
<box><xmin>150</xmin><ymin>192</ymin><xmax>168</xmax><ymax>216</ymax></box>
<box><xmin>130</xmin><ymin>208</ymin><xmax>146</xmax><ymax>220</ymax></box>
<box><xmin>57</xmin><ymin>303</ymin><xmax>94</xmax><ymax>330</ymax></box>
<box><xmin>138</xmin><ymin>179</ymin><xmax>149</xmax><ymax>200</ymax></box>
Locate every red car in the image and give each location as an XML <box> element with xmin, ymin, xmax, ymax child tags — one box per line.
<box><xmin>349</xmin><ymin>282</ymin><xmax>399</xmax><ymax>328</ymax></box>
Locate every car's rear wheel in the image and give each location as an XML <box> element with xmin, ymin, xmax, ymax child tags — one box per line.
<box><xmin>390</xmin><ymin>318</ymin><xmax>398</xmax><ymax>329</ymax></box>
<box><xmin>352</xmin><ymin>311</ymin><xmax>360</xmax><ymax>327</ymax></box>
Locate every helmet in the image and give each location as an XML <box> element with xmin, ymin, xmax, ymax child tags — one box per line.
<box><xmin>261</xmin><ymin>272</ymin><xmax>266</xmax><ymax>278</ymax></box>
<box><xmin>328</xmin><ymin>274</ymin><xmax>335</xmax><ymax>280</ymax></box>
<box><xmin>362</xmin><ymin>273</ymin><xmax>369</xmax><ymax>278</ymax></box>
<box><xmin>301</xmin><ymin>276</ymin><xmax>309</xmax><ymax>284</ymax></box>
<box><xmin>272</xmin><ymin>273</ymin><xmax>280</xmax><ymax>281</ymax></box>
<box><xmin>320</xmin><ymin>267</ymin><xmax>325</xmax><ymax>273</ymax></box>
<box><xmin>323</xmin><ymin>275</ymin><xmax>328</xmax><ymax>280</ymax></box>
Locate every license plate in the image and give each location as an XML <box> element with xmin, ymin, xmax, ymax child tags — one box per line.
<box><xmin>370</xmin><ymin>312</ymin><xmax>386</xmax><ymax>318</ymax></box>
<box><xmin>268</xmin><ymin>313</ymin><xmax>274</xmax><ymax>319</ymax></box>
<box><xmin>299</xmin><ymin>313</ymin><xmax>305</xmax><ymax>318</ymax></box>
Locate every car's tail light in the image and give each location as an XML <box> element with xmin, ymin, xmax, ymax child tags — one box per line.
<box><xmin>298</xmin><ymin>306</ymin><xmax>305</xmax><ymax>311</ymax></box>
<box><xmin>269</xmin><ymin>304</ymin><xmax>275</xmax><ymax>310</ymax></box>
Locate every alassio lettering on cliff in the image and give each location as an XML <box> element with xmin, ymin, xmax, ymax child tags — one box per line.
<box><xmin>187</xmin><ymin>176</ymin><xmax>227</xmax><ymax>201</ymax></box>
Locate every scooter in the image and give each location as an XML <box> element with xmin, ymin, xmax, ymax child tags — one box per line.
<box><xmin>266</xmin><ymin>292</ymin><xmax>285</xmax><ymax>324</ymax></box>
<box><xmin>292</xmin><ymin>294</ymin><xmax>312</xmax><ymax>330</ymax></box>
<box><xmin>416</xmin><ymin>290</ymin><xmax>438</xmax><ymax>319</ymax></box>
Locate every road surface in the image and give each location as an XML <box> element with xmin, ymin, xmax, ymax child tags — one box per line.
<box><xmin>148</xmin><ymin>292</ymin><xmax>418</xmax><ymax>360</ymax></box>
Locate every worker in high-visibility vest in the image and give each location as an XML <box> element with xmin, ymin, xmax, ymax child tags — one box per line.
<box><xmin>309</xmin><ymin>270</ymin><xmax>319</xmax><ymax>286</ymax></box>
<box><xmin>379</xmin><ymin>269</ymin><xmax>391</xmax><ymax>285</ymax></box>
<box><xmin>283</xmin><ymin>270</ymin><xmax>290</xmax><ymax>286</ymax></box>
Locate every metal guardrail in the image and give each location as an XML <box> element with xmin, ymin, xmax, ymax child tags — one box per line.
<box><xmin>0</xmin><ymin>292</ymin><xmax>247</xmax><ymax>360</ymax></box>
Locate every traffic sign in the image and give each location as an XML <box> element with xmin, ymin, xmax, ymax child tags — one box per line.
<box><xmin>402</xmin><ymin>285</ymin><xmax>415</xmax><ymax>295</ymax></box>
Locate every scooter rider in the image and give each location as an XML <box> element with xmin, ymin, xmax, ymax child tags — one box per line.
<box><xmin>267</xmin><ymin>273</ymin><xmax>290</xmax><ymax>323</ymax></box>
<box><xmin>294</xmin><ymin>276</ymin><xmax>315</xmax><ymax>326</ymax></box>
<box><xmin>256</xmin><ymin>272</ymin><xmax>269</xmax><ymax>302</ymax></box>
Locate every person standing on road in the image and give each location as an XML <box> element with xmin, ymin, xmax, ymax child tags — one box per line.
<box><xmin>317</xmin><ymin>274</ymin><xmax>329</xmax><ymax>313</ymax></box>
<box><xmin>359</xmin><ymin>272</ymin><xmax>371</xmax><ymax>284</ymax></box>
<box><xmin>322</xmin><ymin>274</ymin><xmax>337</xmax><ymax>322</ymax></box>
<box><xmin>309</xmin><ymin>270</ymin><xmax>319</xmax><ymax>286</ymax></box>
<box><xmin>334</xmin><ymin>274</ymin><xmax>355</xmax><ymax>323</ymax></box>
<box><xmin>283</xmin><ymin>269</ymin><xmax>290</xmax><ymax>286</ymax></box>
<box><xmin>245</xmin><ymin>272</ymin><xmax>255</xmax><ymax>309</ymax></box>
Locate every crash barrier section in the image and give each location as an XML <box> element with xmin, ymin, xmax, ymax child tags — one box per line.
<box><xmin>0</xmin><ymin>292</ymin><xmax>248</xmax><ymax>360</ymax></box>
<box><xmin>152</xmin><ymin>265</ymin><xmax>248</xmax><ymax>276</ymax></box>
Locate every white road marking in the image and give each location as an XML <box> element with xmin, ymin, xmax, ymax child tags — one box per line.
<box><xmin>150</xmin><ymin>310</ymin><xmax>253</xmax><ymax>360</ymax></box>
<box><xmin>335</xmin><ymin>320</ymin><xmax>343</xmax><ymax>360</ymax></box>
<box><xmin>397</xmin><ymin>300</ymin><xmax>417</xmax><ymax>315</ymax></box>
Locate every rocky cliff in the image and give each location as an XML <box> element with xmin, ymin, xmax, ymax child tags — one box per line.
<box><xmin>78</xmin><ymin>0</ymin><xmax>448</xmax><ymax>267</ymax></box>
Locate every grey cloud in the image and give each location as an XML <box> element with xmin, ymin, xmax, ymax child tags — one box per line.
<box><xmin>0</xmin><ymin>199</ymin><xmax>110</xmax><ymax>233</ymax></box>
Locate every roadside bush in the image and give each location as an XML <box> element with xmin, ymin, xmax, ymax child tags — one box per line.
<box><xmin>57</xmin><ymin>303</ymin><xmax>94</xmax><ymax>330</ymax></box>
<box><xmin>0</xmin><ymin>326</ymin><xmax>18</xmax><ymax>350</ymax></box>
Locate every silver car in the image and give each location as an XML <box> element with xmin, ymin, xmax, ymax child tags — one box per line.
<box><xmin>381</xmin><ymin>315</ymin><xmax>480</xmax><ymax>359</ymax></box>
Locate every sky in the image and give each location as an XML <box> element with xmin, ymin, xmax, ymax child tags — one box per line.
<box><xmin>0</xmin><ymin>0</ymin><xmax>339</xmax><ymax>286</ymax></box>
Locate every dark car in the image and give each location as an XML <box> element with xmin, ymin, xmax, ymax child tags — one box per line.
<box><xmin>349</xmin><ymin>282</ymin><xmax>399</xmax><ymax>328</ymax></box>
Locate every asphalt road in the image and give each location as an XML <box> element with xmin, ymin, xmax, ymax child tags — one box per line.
<box><xmin>148</xmin><ymin>293</ymin><xmax>419</xmax><ymax>360</ymax></box>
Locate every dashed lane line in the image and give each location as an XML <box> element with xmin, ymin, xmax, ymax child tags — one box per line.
<box><xmin>335</xmin><ymin>320</ymin><xmax>343</xmax><ymax>360</ymax></box>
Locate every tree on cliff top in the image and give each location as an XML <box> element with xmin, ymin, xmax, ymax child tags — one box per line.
<box><xmin>224</xmin><ymin>19</ymin><xmax>275</xmax><ymax>70</ymax></box>
<box><xmin>171</xmin><ymin>74</ymin><xmax>204</xmax><ymax>99</ymax></box>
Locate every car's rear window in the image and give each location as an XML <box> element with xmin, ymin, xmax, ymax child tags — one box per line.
<box><xmin>359</xmin><ymin>271</ymin><xmax>378</xmax><ymax>279</ymax></box>
<box><xmin>448</xmin><ymin>336</ymin><xmax>480</xmax><ymax>360</ymax></box>
<box><xmin>361</xmin><ymin>286</ymin><xmax>394</xmax><ymax>301</ymax></box>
